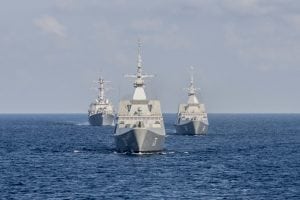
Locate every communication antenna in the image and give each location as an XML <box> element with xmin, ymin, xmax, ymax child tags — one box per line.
<box><xmin>124</xmin><ymin>39</ymin><xmax>154</xmax><ymax>87</ymax></box>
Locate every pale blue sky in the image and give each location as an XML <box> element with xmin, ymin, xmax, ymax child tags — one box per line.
<box><xmin>0</xmin><ymin>0</ymin><xmax>300</xmax><ymax>113</ymax></box>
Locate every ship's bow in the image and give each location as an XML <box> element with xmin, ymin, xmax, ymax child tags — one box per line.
<box><xmin>114</xmin><ymin>128</ymin><xmax>165</xmax><ymax>153</ymax></box>
<box><xmin>175</xmin><ymin>120</ymin><xmax>208</xmax><ymax>135</ymax></box>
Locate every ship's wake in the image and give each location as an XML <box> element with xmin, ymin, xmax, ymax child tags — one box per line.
<box><xmin>75</xmin><ymin>122</ymin><xmax>90</xmax><ymax>126</ymax></box>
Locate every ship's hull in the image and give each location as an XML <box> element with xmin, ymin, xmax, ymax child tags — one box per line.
<box><xmin>174</xmin><ymin>120</ymin><xmax>208</xmax><ymax>135</ymax></box>
<box><xmin>88</xmin><ymin>113</ymin><xmax>114</xmax><ymax>126</ymax></box>
<box><xmin>114</xmin><ymin>128</ymin><xmax>165</xmax><ymax>153</ymax></box>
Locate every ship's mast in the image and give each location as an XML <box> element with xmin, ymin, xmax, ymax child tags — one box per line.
<box><xmin>187</xmin><ymin>66</ymin><xmax>199</xmax><ymax>104</ymax></box>
<box><xmin>188</xmin><ymin>66</ymin><xmax>196</xmax><ymax>96</ymax></box>
<box><xmin>125</xmin><ymin>39</ymin><xmax>153</xmax><ymax>100</ymax></box>
<box><xmin>97</xmin><ymin>77</ymin><xmax>105</xmax><ymax>102</ymax></box>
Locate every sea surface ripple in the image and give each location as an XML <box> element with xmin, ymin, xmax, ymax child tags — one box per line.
<box><xmin>0</xmin><ymin>114</ymin><xmax>299</xmax><ymax>199</ymax></box>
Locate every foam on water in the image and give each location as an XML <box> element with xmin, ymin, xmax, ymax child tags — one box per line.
<box><xmin>76</xmin><ymin>121</ymin><xmax>90</xmax><ymax>126</ymax></box>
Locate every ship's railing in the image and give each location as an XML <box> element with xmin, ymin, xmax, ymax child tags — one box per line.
<box><xmin>179</xmin><ymin>112</ymin><xmax>207</xmax><ymax>116</ymax></box>
<box><xmin>117</xmin><ymin>120</ymin><xmax>162</xmax><ymax>128</ymax></box>
<box><xmin>117</xmin><ymin>116</ymin><xmax>162</xmax><ymax>121</ymax></box>
<box><xmin>179</xmin><ymin>113</ymin><xmax>207</xmax><ymax>119</ymax></box>
<box><xmin>89</xmin><ymin>110</ymin><xmax>114</xmax><ymax>115</ymax></box>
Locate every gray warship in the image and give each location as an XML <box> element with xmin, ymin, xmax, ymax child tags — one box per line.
<box><xmin>114</xmin><ymin>41</ymin><xmax>166</xmax><ymax>153</ymax></box>
<box><xmin>88</xmin><ymin>77</ymin><xmax>114</xmax><ymax>126</ymax></box>
<box><xmin>174</xmin><ymin>67</ymin><xmax>209</xmax><ymax>135</ymax></box>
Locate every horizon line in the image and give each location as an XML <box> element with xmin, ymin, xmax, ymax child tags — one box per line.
<box><xmin>1</xmin><ymin>112</ymin><xmax>300</xmax><ymax>115</ymax></box>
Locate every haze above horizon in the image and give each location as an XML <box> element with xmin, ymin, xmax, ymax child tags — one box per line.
<box><xmin>1</xmin><ymin>0</ymin><xmax>300</xmax><ymax>113</ymax></box>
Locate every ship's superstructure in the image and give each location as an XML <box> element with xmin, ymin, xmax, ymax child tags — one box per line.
<box><xmin>174</xmin><ymin>67</ymin><xmax>208</xmax><ymax>134</ymax></box>
<box><xmin>88</xmin><ymin>78</ymin><xmax>114</xmax><ymax>126</ymax></box>
<box><xmin>114</xmin><ymin>41</ymin><xmax>165</xmax><ymax>153</ymax></box>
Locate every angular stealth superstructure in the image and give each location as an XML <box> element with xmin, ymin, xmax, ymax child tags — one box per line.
<box><xmin>174</xmin><ymin>67</ymin><xmax>209</xmax><ymax>135</ymax></box>
<box><xmin>114</xmin><ymin>40</ymin><xmax>165</xmax><ymax>153</ymax></box>
<box><xmin>88</xmin><ymin>78</ymin><xmax>114</xmax><ymax>126</ymax></box>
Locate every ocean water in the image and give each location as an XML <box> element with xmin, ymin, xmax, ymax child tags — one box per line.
<box><xmin>0</xmin><ymin>114</ymin><xmax>299</xmax><ymax>199</ymax></box>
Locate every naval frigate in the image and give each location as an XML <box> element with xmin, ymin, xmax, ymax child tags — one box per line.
<box><xmin>174</xmin><ymin>67</ymin><xmax>209</xmax><ymax>135</ymax></box>
<box><xmin>88</xmin><ymin>77</ymin><xmax>115</xmax><ymax>126</ymax></box>
<box><xmin>114</xmin><ymin>41</ymin><xmax>166</xmax><ymax>153</ymax></box>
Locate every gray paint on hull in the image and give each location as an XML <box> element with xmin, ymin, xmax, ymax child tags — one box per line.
<box><xmin>114</xmin><ymin>128</ymin><xmax>165</xmax><ymax>153</ymax></box>
<box><xmin>88</xmin><ymin>113</ymin><xmax>114</xmax><ymax>126</ymax></box>
<box><xmin>175</xmin><ymin>120</ymin><xmax>208</xmax><ymax>135</ymax></box>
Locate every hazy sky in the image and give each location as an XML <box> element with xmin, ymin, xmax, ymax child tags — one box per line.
<box><xmin>1</xmin><ymin>0</ymin><xmax>300</xmax><ymax>113</ymax></box>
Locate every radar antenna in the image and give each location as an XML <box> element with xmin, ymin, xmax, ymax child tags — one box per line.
<box><xmin>93</xmin><ymin>77</ymin><xmax>112</xmax><ymax>102</ymax></box>
<box><xmin>124</xmin><ymin>39</ymin><xmax>154</xmax><ymax>100</ymax></box>
<box><xmin>125</xmin><ymin>39</ymin><xmax>154</xmax><ymax>88</ymax></box>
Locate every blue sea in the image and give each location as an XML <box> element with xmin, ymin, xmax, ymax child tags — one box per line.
<box><xmin>0</xmin><ymin>114</ymin><xmax>299</xmax><ymax>199</ymax></box>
